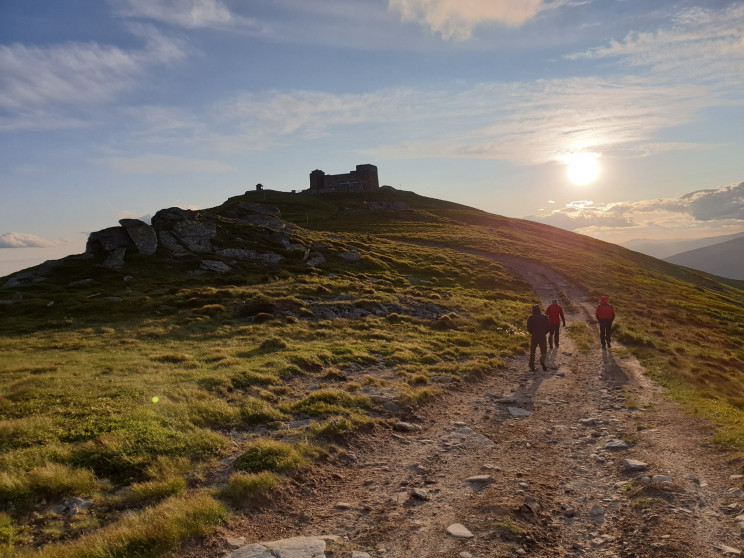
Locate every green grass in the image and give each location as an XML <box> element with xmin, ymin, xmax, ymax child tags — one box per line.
<box><xmin>220</xmin><ymin>471</ymin><xmax>281</xmax><ymax>506</ymax></box>
<box><xmin>17</xmin><ymin>494</ymin><xmax>225</xmax><ymax>558</ymax></box>
<box><xmin>566</xmin><ymin>322</ymin><xmax>594</xmax><ymax>354</ymax></box>
<box><xmin>232</xmin><ymin>440</ymin><xmax>309</xmax><ymax>474</ymax></box>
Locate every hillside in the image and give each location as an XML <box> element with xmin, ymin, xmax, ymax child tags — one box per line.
<box><xmin>622</xmin><ymin>231</ymin><xmax>744</xmax><ymax>259</ymax></box>
<box><xmin>665</xmin><ymin>235</ymin><xmax>744</xmax><ymax>280</ymax></box>
<box><xmin>1</xmin><ymin>188</ymin><xmax>744</xmax><ymax>557</ymax></box>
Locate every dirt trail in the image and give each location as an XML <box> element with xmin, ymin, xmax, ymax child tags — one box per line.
<box><xmin>191</xmin><ymin>256</ymin><xmax>744</xmax><ymax>558</ymax></box>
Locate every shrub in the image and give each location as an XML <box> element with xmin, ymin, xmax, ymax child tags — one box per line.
<box><xmin>193</xmin><ymin>304</ymin><xmax>226</xmax><ymax>316</ymax></box>
<box><xmin>258</xmin><ymin>338</ymin><xmax>289</xmax><ymax>352</ymax></box>
<box><xmin>235</xmin><ymin>294</ymin><xmax>274</xmax><ymax>317</ymax></box>
<box><xmin>232</xmin><ymin>440</ymin><xmax>307</xmax><ymax>474</ymax></box>
<box><xmin>23</xmin><ymin>494</ymin><xmax>226</xmax><ymax>558</ymax></box>
<box><xmin>291</xmin><ymin>390</ymin><xmax>371</xmax><ymax>417</ymax></box>
<box><xmin>121</xmin><ymin>477</ymin><xmax>187</xmax><ymax>505</ymax></box>
<box><xmin>220</xmin><ymin>471</ymin><xmax>280</xmax><ymax>506</ymax></box>
<box><xmin>239</xmin><ymin>397</ymin><xmax>285</xmax><ymax>425</ymax></box>
<box><xmin>27</xmin><ymin>463</ymin><xmax>96</xmax><ymax>499</ymax></box>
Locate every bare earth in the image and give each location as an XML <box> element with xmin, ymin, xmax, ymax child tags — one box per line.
<box><xmin>185</xmin><ymin>257</ymin><xmax>744</xmax><ymax>558</ymax></box>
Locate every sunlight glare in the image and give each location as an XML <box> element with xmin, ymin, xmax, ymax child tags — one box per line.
<box><xmin>566</xmin><ymin>153</ymin><xmax>600</xmax><ymax>186</ymax></box>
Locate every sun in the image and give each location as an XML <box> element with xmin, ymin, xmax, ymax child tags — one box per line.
<box><xmin>565</xmin><ymin>153</ymin><xmax>600</xmax><ymax>186</ymax></box>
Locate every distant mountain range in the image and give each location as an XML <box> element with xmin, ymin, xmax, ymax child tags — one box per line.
<box><xmin>621</xmin><ymin>231</ymin><xmax>744</xmax><ymax>259</ymax></box>
<box><xmin>663</xmin><ymin>235</ymin><xmax>744</xmax><ymax>280</ymax></box>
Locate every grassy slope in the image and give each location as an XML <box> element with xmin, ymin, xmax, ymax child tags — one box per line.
<box><xmin>1</xmin><ymin>187</ymin><xmax>742</xmax><ymax>555</ymax></box>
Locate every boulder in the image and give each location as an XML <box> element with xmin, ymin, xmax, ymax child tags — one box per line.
<box><xmin>158</xmin><ymin>231</ymin><xmax>189</xmax><ymax>255</ymax></box>
<box><xmin>171</xmin><ymin>220</ymin><xmax>216</xmax><ymax>253</ymax></box>
<box><xmin>224</xmin><ymin>202</ymin><xmax>281</xmax><ymax>219</ymax></box>
<box><xmin>119</xmin><ymin>219</ymin><xmax>157</xmax><ymax>255</ymax></box>
<box><xmin>200</xmin><ymin>260</ymin><xmax>231</xmax><ymax>273</ymax></box>
<box><xmin>86</xmin><ymin>227</ymin><xmax>132</xmax><ymax>255</ymax></box>
<box><xmin>150</xmin><ymin>207</ymin><xmax>196</xmax><ymax>230</ymax></box>
<box><xmin>239</xmin><ymin>214</ymin><xmax>288</xmax><ymax>231</ymax></box>
<box><xmin>103</xmin><ymin>247</ymin><xmax>126</xmax><ymax>269</ymax></box>
<box><xmin>338</xmin><ymin>252</ymin><xmax>362</xmax><ymax>262</ymax></box>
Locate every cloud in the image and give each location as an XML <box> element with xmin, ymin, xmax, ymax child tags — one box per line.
<box><xmin>112</xmin><ymin>0</ymin><xmax>260</xmax><ymax>30</ymax></box>
<box><xmin>0</xmin><ymin>25</ymin><xmax>186</xmax><ymax>130</ymax></box>
<box><xmin>529</xmin><ymin>182</ymin><xmax>744</xmax><ymax>235</ymax></box>
<box><xmin>388</xmin><ymin>0</ymin><xmax>544</xmax><ymax>40</ymax></box>
<box><xmin>102</xmin><ymin>154</ymin><xmax>236</xmax><ymax>174</ymax></box>
<box><xmin>0</xmin><ymin>232</ymin><xmax>57</xmax><ymax>249</ymax></box>
<box><xmin>569</xmin><ymin>4</ymin><xmax>744</xmax><ymax>85</ymax></box>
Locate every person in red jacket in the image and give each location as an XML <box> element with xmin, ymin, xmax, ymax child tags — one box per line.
<box><xmin>545</xmin><ymin>298</ymin><xmax>566</xmax><ymax>349</ymax></box>
<box><xmin>595</xmin><ymin>295</ymin><xmax>616</xmax><ymax>348</ymax></box>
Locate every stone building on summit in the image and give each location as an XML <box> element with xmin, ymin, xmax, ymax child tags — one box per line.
<box><xmin>309</xmin><ymin>164</ymin><xmax>379</xmax><ymax>193</ymax></box>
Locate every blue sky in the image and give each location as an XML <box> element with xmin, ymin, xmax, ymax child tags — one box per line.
<box><xmin>1</xmin><ymin>0</ymin><xmax>743</xmax><ymax>276</ymax></box>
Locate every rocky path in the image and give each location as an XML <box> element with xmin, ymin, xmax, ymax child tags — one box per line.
<box><xmin>189</xmin><ymin>257</ymin><xmax>744</xmax><ymax>558</ymax></box>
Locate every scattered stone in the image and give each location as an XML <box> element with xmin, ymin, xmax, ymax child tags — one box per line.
<box><xmin>410</xmin><ymin>488</ymin><xmax>429</xmax><ymax>501</ymax></box>
<box><xmin>200</xmin><ymin>260</ymin><xmax>232</xmax><ymax>273</ymax></box>
<box><xmin>591</xmin><ymin>538</ymin><xmax>607</xmax><ymax>547</ymax></box>
<box><xmin>717</xmin><ymin>545</ymin><xmax>742</xmax><ymax>557</ymax></box>
<box><xmin>459</xmin><ymin>553</ymin><xmax>474</xmax><ymax>558</ymax></box>
<box><xmin>518</xmin><ymin>481</ymin><xmax>529</xmax><ymax>489</ymax></box>
<box><xmin>446</xmin><ymin>523</ymin><xmax>474</xmax><ymax>539</ymax></box>
<box><xmin>623</xmin><ymin>459</ymin><xmax>649</xmax><ymax>472</ymax></box>
<box><xmin>652</xmin><ymin>475</ymin><xmax>674</xmax><ymax>483</ymax></box>
<box><xmin>589</xmin><ymin>505</ymin><xmax>605</xmax><ymax>517</ymax></box>
<box><xmin>466</xmin><ymin>475</ymin><xmax>493</xmax><ymax>485</ymax></box>
<box><xmin>67</xmin><ymin>497</ymin><xmax>93</xmax><ymax>513</ymax></box>
<box><xmin>334</xmin><ymin>502</ymin><xmax>353</xmax><ymax>510</ymax></box>
<box><xmin>605</xmin><ymin>439</ymin><xmax>630</xmax><ymax>451</ymax></box>
<box><xmin>563</xmin><ymin>507</ymin><xmax>577</xmax><ymax>518</ymax></box>
<box><xmin>394</xmin><ymin>421</ymin><xmax>422</xmax><ymax>432</ymax></box>
<box><xmin>508</xmin><ymin>407</ymin><xmax>532</xmax><ymax>418</ymax></box>
<box><xmin>338</xmin><ymin>251</ymin><xmax>362</xmax><ymax>262</ymax></box>
<box><xmin>229</xmin><ymin>536</ymin><xmax>327</xmax><ymax>558</ymax></box>
<box><xmin>226</xmin><ymin>537</ymin><xmax>246</xmax><ymax>549</ymax></box>
<box><xmin>579</xmin><ymin>418</ymin><xmax>601</xmax><ymax>426</ymax></box>
<box><xmin>306</xmin><ymin>253</ymin><xmax>327</xmax><ymax>267</ymax></box>
<box><xmin>443</xmin><ymin>427</ymin><xmax>495</xmax><ymax>447</ymax></box>
<box><xmin>351</xmin><ymin>552</ymin><xmax>372</xmax><ymax>558</ymax></box>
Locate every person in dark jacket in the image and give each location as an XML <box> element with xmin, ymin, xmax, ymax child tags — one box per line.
<box><xmin>527</xmin><ymin>304</ymin><xmax>551</xmax><ymax>371</ymax></box>
<box><xmin>595</xmin><ymin>295</ymin><xmax>615</xmax><ymax>348</ymax></box>
<box><xmin>545</xmin><ymin>298</ymin><xmax>566</xmax><ymax>349</ymax></box>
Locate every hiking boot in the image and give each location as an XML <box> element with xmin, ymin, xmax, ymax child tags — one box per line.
<box><xmin>529</xmin><ymin>366</ymin><xmax>536</xmax><ymax>371</ymax></box>
<box><xmin>549</xmin><ymin>342</ymin><xmax>553</xmax><ymax>349</ymax></box>
<box><xmin>601</xmin><ymin>343</ymin><xmax>606</xmax><ymax>349</ymax></box>
<box><xmin>541</xmin><ymin>364</ymin><xmax>548</xmax><ymax>371</ymax></box>
<box><xmin>607</xmin><ymin>342</ymin><xmax>612</xmax><ymax>348</ymax></box>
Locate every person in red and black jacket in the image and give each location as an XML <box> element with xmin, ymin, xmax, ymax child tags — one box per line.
<box><xmin>595</xmin><ymin>295</ymin><xmax>616</xmax><ymax>349</ymax></box>
<box><xmin>545</xmin><ymin>298</ymin><xmax>566</xmax><ymax>349</ymax></box>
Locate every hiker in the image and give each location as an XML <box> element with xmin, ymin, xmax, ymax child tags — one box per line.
<box><xmin>527</xmin><ymin>304</ymin><xmax>551</xmax><ymax>371</ymax></box>
<box><xmin>545</xmin><ymin>298</ymin><xmax>566</xmax><ymax>349</ymax></box>
<box><xmin>595</xmin><ymin>295</ymin><xmax>616</xmax><ymax>348</ymax></box>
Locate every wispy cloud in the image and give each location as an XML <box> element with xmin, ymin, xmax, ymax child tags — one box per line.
<box><xmin>0</xmin><ymin>232</ymin><xmax>57</xmax><ymax>249</ymax></box>
<box><xmin>529</xmin><ymin>182</ymin><xmax>744</xmax><ymax>236</ymax></box>
<box><xmin>111</xmin><ymin>0</ymin><xmax>261</xmax><ymax>30</ymax></box>
<box><xmin>388</xmin><ymin>0</ymin><xmax>544</xmax><ymax>40</ymax></box>
<box><xmin>0</xmin><ymin>25</ymin><xmax>187</xmax><ymax>130</ymax></box>
<box><xmin>569</xmin><ymin>4</ymin><xmax>744</xmax><ymax>85</ymax></box>
<box><xmin>102</xmin><ymin>154</ymin><xmax>235</xmax><ymax>174</ymax></box>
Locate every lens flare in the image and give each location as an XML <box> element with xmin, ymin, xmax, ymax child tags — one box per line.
<box><xmin>151</xmin><ymin>396</ymin><xmax>160</xmax><ymax>403</ymax></box>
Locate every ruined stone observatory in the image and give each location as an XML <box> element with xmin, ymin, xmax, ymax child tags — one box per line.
<box><xmin>309</xmin><ymin>164</ymin><xmax>379</xmax><ymax>193</ymax></box>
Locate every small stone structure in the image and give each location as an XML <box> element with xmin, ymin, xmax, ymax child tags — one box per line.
<box><xmin>309</xmin><ymin>164</ymin><xmax>379</xmax><ymax>193</ymax></box>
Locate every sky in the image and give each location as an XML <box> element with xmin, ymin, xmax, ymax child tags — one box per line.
<box><xmin>1</xmin><ymin>0</ymin><xmax>743</xmax><ymax>277</ymax></box>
